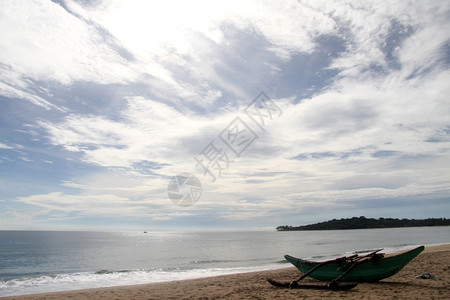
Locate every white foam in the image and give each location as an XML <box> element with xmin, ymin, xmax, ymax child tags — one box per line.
<box><xmin>0</xmin><ymin>264</ymin><xmax>283</xmax><ymax>297</ymax></box>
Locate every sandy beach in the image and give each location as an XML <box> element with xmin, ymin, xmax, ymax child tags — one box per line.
<box><xmin>2</xmin><ymin>244</ymin><xmax>449</xmax><ymax>300</ymax></box>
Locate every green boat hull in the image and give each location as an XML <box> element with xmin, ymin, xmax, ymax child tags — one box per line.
<box><xmin>285</xmin><ymin>246</ymin><xmax>424</xmax><ymax>282</ymax></box>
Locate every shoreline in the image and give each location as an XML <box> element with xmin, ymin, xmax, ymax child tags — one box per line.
<box><xmin>2</xmin><ymin>244</ymin><xmax>449</xmax><ymax>299</ymax></box>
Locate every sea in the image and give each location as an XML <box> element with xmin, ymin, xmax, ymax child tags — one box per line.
<box><xmin>1</xmin><ymin>227</ymin><xmax>449</xmax><ymax>297</ymax></box>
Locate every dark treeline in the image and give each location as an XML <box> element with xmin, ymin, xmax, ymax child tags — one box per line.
<box><xmin>276</xmin><ymin>216</ymin><xmax>450</xmax><ymax>231</ymax></box>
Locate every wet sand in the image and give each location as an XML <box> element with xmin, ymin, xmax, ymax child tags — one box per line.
<box><xmin>2</xmin><ymin>244</ymin><xmax>449</xmax><ymax>299</ymax></box>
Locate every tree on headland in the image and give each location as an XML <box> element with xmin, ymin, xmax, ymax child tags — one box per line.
<box><xmin>276</xmin><ymin>216</ymin><xmax>450</xmax><ymax>231</ymax></box>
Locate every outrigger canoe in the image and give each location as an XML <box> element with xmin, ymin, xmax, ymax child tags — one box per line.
<box><xmin>284</xmin><ymin>245</ymin><xmax>424</xmax><ymax>282</ymax></box>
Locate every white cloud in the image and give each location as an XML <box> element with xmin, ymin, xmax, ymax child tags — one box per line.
<box><xmin>0</xmin><ymin>81</ymin><xmax>63</xmax><ymax>111</ymax></box>
<box><xmin>1</xmin><ymin>0</ymin><xmax>449</xmax><ymax>228</ymax></box>
<box><xmin>39</xmin><ymin>96</ymin><xmax>222</xmax><ymax>169</ymax></box>
<box><xmin>35</xmin><ymin>53</ymin><xmax>450</xmax><ymax>220</ymax></box>
<box><xmin>0</xmin><ymin>207</ymin><xmax>36</xmax><ymax>229</ymax></box>
<box><xmin>398</xmin><ymin>24</ymin><xmax>450</xmax><ymax>78</ymax></box>
<box><xmin>57</xmin><ymin>0</ymin><xmax>339</xmax><ymax>102</ymax></box>
<box><xmin>311</xmin><ymin>0</ymin><xmax>450</xmax><ymax>78</ymax></box>
<box><xmin>0</xmin><ymin>143</ymin><xmax>14</xmax><ymax>150</ymax></box>
<box><xmin>14</xmin><ymin>169</ymin><xmax>200</xmax><ymax>222</ymax></box>
<box><xmin>0</xmin><ymin>0</ymin><xmax>137</xmax><ymax>85</ymax></box>
<box><xmin>75</xmin><ymin>0</ymin><xmax>334</xmax><ymax>57</ymax></box>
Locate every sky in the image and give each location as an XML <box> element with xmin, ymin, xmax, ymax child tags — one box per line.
<box><xmin>0</xmin><ymin>0</ymin><xmax>449</xmax><ymax>231</ymax></box>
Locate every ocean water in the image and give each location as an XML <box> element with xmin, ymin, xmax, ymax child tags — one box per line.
<box><xmin>0</xmin><ymin>227</ymin><xmax>449</xmax><ymax>297</ymax></box>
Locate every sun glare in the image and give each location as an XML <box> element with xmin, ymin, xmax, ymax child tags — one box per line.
<box><xmin>94</xmin><ymin>0</ymin><xmax>226</xmax><ymax>57</ymax></box>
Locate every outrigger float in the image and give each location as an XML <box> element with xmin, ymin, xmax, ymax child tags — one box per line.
<box><xmin>267</xmin><ymin>246</ymin><xmax>424</xmax><ymax>290</ymax></box>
